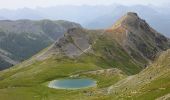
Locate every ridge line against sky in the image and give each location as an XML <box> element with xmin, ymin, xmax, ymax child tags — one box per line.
<box><xmin>0</xmin><ymin>0</ymin><xmax>169</xmax><ymax>9</ymax></box>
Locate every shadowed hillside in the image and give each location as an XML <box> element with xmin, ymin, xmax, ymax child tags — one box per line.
<box><xmin>0</xmin><ymin>20</ymin><xmax>81</xmax><ymax>70</ymax></box>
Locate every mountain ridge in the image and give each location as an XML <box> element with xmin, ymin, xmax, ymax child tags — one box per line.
<box><xmin>35</xmin><ymin>12</ymin><xmax>170</xmax><ymax>67</ymax></box>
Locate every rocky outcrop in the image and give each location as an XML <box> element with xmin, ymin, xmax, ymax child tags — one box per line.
<box><xmin>43</xmin><ymin>28</ymin><xmax>92</xmax><ymax>58</ymax></box>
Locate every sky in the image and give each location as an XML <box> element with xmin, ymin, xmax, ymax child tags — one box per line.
<box><xmin>0</xmin><ymin>0</ymin><xmax>169</xmax><ymax>9</ymax></box>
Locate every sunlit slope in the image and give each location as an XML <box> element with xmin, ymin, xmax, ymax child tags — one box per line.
<box><xmin>104</xmin><ymin>49</ymin><xmax>170</xmax><ymax>100</ymax></box>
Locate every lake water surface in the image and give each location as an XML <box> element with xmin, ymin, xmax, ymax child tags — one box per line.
<box><xmin>48</xmin><ymin>78</ymin><xmax>96</xmax><ymax>89</ymax></box>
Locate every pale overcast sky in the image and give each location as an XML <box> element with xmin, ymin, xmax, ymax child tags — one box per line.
<box><xmin>0</xmin><ymin>0</ymin><xmax>169</xmax><ymax>9</ymax></box>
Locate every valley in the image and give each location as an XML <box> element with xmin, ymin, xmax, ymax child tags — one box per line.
<box><xmin>0</xmin><ymin>12</ymin><xmax>169</xmax><ymax>100</ymax></box>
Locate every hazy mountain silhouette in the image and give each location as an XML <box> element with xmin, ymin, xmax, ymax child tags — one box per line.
<box><xmin>0</xmin><ymin>4</ymin><xmax>169</xmax><ymax>37</ymax></box>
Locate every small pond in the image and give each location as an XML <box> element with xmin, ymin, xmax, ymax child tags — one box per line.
<box><xmin>48</xmin><ymin>78</ymin><xmax>96</xmax><ymax>89</ymax></box>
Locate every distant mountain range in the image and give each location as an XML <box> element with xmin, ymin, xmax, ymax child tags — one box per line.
<box><xmin>0</xmin><ymin>20</ymin><xmax>81</xmax><ymax>70</ymax></box>
<box><xmin>85</xmin><ymin>5</ymin><xmax>170</xmax><ymax>37</ymax></box>
<box><xmin>0</xmin><ymin>5</ymin><xmax>169</xmax><ymax>37</ymax></box>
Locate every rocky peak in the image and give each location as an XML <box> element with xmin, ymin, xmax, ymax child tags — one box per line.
<box><xmin>112</xmin><ymin>12</ymin><xmax>150</xmax><ymax>30</ymax></box>
<box><xmin>109</xmin><ymin>12</ymin><xmax>170</xmax><ymax>62</ymax></box>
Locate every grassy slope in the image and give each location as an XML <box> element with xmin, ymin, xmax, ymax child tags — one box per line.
<box><xmin>103</xmin><ymin>49</ymin><xmax>170</xmax><ymax>100</ymax></box>
<box><xmin>91</xmin><ymin>34</ymin><xmax>143</xmax><ymax>74</ymax></box>
<box><xmin>0</xmin><ymin>31</ymin><xmax>142</xmax><ymax>100</ymax></box>
<box><xmin>0</xmin><ymin>55</ymin><xmax>126</xmax><ymax>100</ymax></box>
<box><xmin>0</xmin><ymin>46</ymin><xmax>169</xmax><ymax>100</ymax></box>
